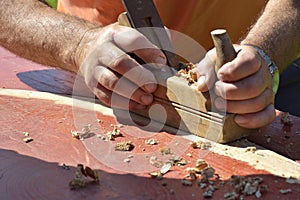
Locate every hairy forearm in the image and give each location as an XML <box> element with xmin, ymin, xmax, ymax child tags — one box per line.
<box><xmin>241</xmin><ymin>0</ymin><xmax>300</xmax><ymax>72</ymax></box>
<box><xmin>0</xmin><ymin>0</ymin><xmax>98</xmax><ymax>72</ymax></box>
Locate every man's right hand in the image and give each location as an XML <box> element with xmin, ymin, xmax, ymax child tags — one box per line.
<box><xmin>74</xmin><ymin>24</ymin><xmax>167</xmax><ymax>110</ymax></box>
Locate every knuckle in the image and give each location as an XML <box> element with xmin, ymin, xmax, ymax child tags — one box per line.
<box><xmin>96</xmin><ymin>68</ymin><xmax>119</xmax><ymax>90</ymax></box>
<box><xmin>240</xmin><ymin>50</ymin><xmax>261</xmax><ymax>70</ymax></box>
<box><xmin>241</xmin><ymin>78</ymin><xmax>263</xmax><ymax>98</ymax></box>
<box><xmin>95</xmin><ymin>90</ymin><xmax>112</xmax><ymax>106</ymax></box>
<box><xmin>111</xmin><ymin>54</ymin><xmax>131</xmax><ymax>70</ymax></box>
<box><xmin>103</xmin><ymin>75</ymin><xmax>118</xmax><ymax>90</ymax></box>
<box><xmin>106</xmin><ymin>77</ymin><xmax>118</xmax><ymax>90</ymax></box>
<box><xmin>132</xmin><ymin>34</ymin><xmax>147</xmax><ymax>45</ymax></box>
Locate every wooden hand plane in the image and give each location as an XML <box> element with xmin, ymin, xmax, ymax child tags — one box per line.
<box><xmin>115</xmin><ymin>0</ymin><xmax>256</xmax><ymax>143</ymax></box>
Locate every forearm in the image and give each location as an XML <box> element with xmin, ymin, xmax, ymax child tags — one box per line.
<box><xmin>0</xmin><ymin>0</ymin><xmax>98</xmax><ymax>72</ymax></box>
<box><xmin>241</xmin><ymin>0</ymin><xmax>300</xmax><ymax>72</ymax></box>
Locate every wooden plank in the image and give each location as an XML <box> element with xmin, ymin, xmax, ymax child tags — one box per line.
<box><xmin>0</xmin><ymin>90</ymin><xmax>299</xmax><ymax>199</ymax></box>
<box><xmin>0</xmin><ymin>47</ymin><xmax>299</xmax><ymax>159</ymax></box>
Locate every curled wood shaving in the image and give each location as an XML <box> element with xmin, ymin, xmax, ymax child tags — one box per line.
<box><xmin>106</xmin><ymin>126</ymin><xmax>123</xmax><ymax>141</ymax></box>
<box><xmin>114</xmin><ymin>141</ymin><xmax>134</xmax><ymax>151</ymax></box>
<box><xmin>71</xmin><ymin>125</ymin><xmax>92</xmax><ymax>140</ymax></box>
<box><xmin>177</xmin><ymin>63</ymin><xmax>197</xmax><ymax>84</ymax></box>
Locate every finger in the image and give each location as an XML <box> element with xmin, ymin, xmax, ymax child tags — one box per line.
<box><xmin>217</xmin><ymin>46</ymin><xmax>261</xmax><ymax>82</ymax></box>
<box><xmin>214</xmin><ymin>63</ymin><xmax>272</xmax><ymax>100</ymax></box>
<box><xmin>92</xmin><ymin>85</ymin><xmax>147</xmax><ymax>110</ymax></box>
<box><xmin>113</xmin><ymin>26</ymin><xmax>167</xmax><ymax>65</ymax></box>
<box><xmin>195</xmin><ymin>51</ymin><xmax>217</xmax><ymax>92</ymax></box>
<box><xmin>234</xmin><ymin>104</ymin><xmax>276</xmax><ymax>128</ymax></box>
<box><xmin>94</xmin><ymin>66</ymin><xmax>154</xmax><ymax>105</ymax></box>
<box><xmin>214</xmin><ymin>88</ymin><xmax>274</xmax><ymax>113</ymax></box>
<box><xmin>98</xmin><ymin>43</ymin><xmax>158</xmax><ymax>93</ymax></box>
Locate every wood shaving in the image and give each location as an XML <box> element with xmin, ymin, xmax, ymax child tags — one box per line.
<box><xmin>286</xmin><ymin>177</ymin><xmax>300</xmax><ymax>184</ymax></box>
<box><xmin>69</xmin><ymin>164</ymin><xmax>99</xmax><ymax>190</ymax></box>
<box><xmin>281</xmin><ymin>112</ymin><xmax>293</xmax><ymax>125</ymax></box>
<box><xmin>203</xmin><ymin>189</ymin><xmax>214</xmax><ymax>198</ymax></box>
<box><xmin>226</xmin><ymin>175</ymin><xmax>267</xmax><ymax>199</ymax></box>
<box><xmin>191</xmin><ymin>141</ymin><xmax>212</xmax><ymax>150</ymax></box>
<box><xmin>22</xmin><ymin>132</ymin><xmax>33</xmax><ymax>143</ymax></box>
<box><xmin>145</xmin><ymin>138</ymin><xmax>158</xmax><ymax>145</ymax></box>
<box><xmin>61</xmin><ymin>163</ymin><xmax>70</xmax><ymax>170</ymax></box>
<box><xmin>199</xmin><ymin>183</ymin><xmax>207</xmax><ymax>189</ymax></box>
<box><xmin>185</xmin><ymin>167</ymin><xmax>198</xmax><ymax>180</ymax></box>
<box><xmin>71</xmin><ymin>125</ymin><xmax>92</xmax><ymax>140</ymax></box>
<box><xmin>149</xmin><ymin>171</ymin><xmax>163</xmax><ymax>180</ymax></box>
<box><xmin>279</xmin><ymin>188</ymin><xmax>292</xmax><ymax>194</ymax></box>
<box><xmin>160</xmin><ymin>162</ymin><xmax>172</xmax><ymax>174</ymax></box>
<box><xmin>181</xmin><ymin>179</ymin><xmax>193</xmax><ymax>186</ymax></box>
<box><xmin>201</xmin><ymin>167</ymin><xmax>215</xmax><ymax>181</ymax></box>
<box><xmin>23</xmin><ymin>137</ymin><xmax>33</xmax><ymax>143</ymax></box>
<box><xmin>106</xmin><ymin>126</ymin><xmax>123</xmax><ymax>141</ymax></box>
<box><xmin>114</xmin><ymin>141</ymin><xmax>134</xmax><ymax>151</ymax></box>
<box><xmin>195</xmin><ymin>159</ymin><xmax>209</xmax><ymax>172</ymax></box>
<box><xmin>149</xmin><ymin>156</ymin><xmax>163</xmax><ymax>168</ymax></box>
<box><xmin>177</xmin><ymin>160</ymin><xmax>188</xmax><ymax>166</ymax></box>
<box><xmin>177</xmin><ymin>63</ymin><xmax>197</xmax><ymax>85</ymax></box>
<box><xmin>159</xmin><ymin>146</ymin><xmax>171</xmax><ymax>155</ymax></box>
<box><xmin>224</xmin><ymin>192</ymin><xmax>239</xmax><ymax>200</ymax></box>
<box><xmin>127</xmin><ymin>154</ymin><xmax>134</xmax><ymax>159</ymax></box>
<box><xmin>111</xmin><ymin>124</ymin><xmax>124</xmax><ymax>128</ymax></box>
<box><xmin>22</xmin><ymin>132</ymin><xmax>29</xmax><ymax>137</ymax></box>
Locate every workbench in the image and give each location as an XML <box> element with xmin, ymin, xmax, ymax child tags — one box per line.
<box><xmin>0</xmin><ymin>46</ymin><xmax>299</xmax><ymax>200</ymax></box>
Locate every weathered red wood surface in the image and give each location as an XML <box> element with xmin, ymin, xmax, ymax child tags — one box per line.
<box><xmin>0</xmin><ymin>47</ymin><xmax>300</xmax><ymax>199</ymax></box>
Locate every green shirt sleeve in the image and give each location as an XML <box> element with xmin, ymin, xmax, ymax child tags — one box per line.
<box><xmin>45</xmin><ymin>0</ymin><xmax>57</xmax><ymax>9</ymax></box>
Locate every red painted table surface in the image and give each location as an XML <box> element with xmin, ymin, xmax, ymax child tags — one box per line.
<box><xmin>0</xmin><ymin>47</ymin><xmax>300</xmax><ymax>199</ymax></box>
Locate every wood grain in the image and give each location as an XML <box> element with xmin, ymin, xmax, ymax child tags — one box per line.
<box><xmin>0</xmin><ymin>92</ymin><xmax>299</xmax><ymax>200</ymax></box>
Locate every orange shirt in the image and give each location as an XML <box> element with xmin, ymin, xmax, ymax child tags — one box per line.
<box><xmin>58</xmin><ymin>0</ymin><xmax>266</xmax><ymax>50</ymax></box>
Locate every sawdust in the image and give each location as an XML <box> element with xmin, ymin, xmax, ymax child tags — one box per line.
<box><xmin>184</xmin><ymin>135</ymin><xmax>300</xmax><ymax>179</ymax></box>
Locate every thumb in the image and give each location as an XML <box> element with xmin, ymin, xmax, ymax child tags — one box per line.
<box><xmin>195</xmin><ymin>52</ymin><xmax>217</xmax><ymax>92</ymax></box>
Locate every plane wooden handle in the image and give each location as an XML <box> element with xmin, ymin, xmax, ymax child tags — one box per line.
<box><xmin>211</xmin><ymin>29</ymin><xmax>237</xmax><ymax>73</ymax></box>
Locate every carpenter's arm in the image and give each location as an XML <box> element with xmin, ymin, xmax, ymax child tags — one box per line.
<box><xmin>0</xmin><ymin>0</ymin><xmax>97</xmax><ymax>72</ymax></box>
<box><xmin>241</xmin><ymin>0</ymin><xmax>300</xmax><ymax>72</ymax></box>
<box><xmin>0</xmin><ymin>0</ymin><xmax>166</xmax><ymax>110</ymax></box>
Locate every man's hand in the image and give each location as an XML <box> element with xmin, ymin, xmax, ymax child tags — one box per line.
<box><xmin>75</xmin><ymin>24</ymin><xmax>167</xmax><ymax>110</ymax></box>
<box><xmin>195</xmin><ymin>45</ymin><xmax>276</xmax><ymax>128</ymax></box>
